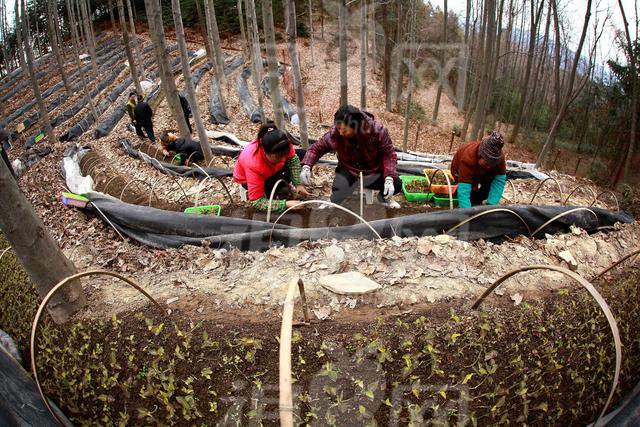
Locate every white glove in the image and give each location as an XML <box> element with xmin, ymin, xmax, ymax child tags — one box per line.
<box><xmin>300</xmin><ymin>165</ymin><xmax>312</xmax><ymax>186</ymax></box>
<box><xmin>383</xmin><ymin>176</ymin><xmax>395</xmax><ymax>200</ymax></box>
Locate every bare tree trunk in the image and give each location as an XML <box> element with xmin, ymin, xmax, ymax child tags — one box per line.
<box><xmin>171</xmin><ymin>0</ymin><xmax>213</xmax><ymax>162</ymax></box>
<box><xmin>244</xmin><ymin>0</ymin><xmax>265</xmax><ymax>123</ymax></box>
<box><xmin>393</xmin><ymin>1</ymin><xmax>403</xmax><ymax>111</ymax></box>
<box><xmin>616</xmin><ymin>0</ymin><xmax>637</xmax><ymax>185</ymax></box>
<box><xmin>79</xmin><ymin>0</ymin><xmax>97</xmax><ymax>76</ymax></box>
<box><xmin>360</xmin><ymin>0</ymin><xmax>367</xmax><ymax>109</ymax></box>
<box><xmin>432</xmin><ymin>0</ymin><xmax>448</xmax><ymax>123</ymax></box>
<box><xmin>457</xmin><ymin>0</ymin><xmax>471</xmax><ymax>112</ymax></box>
<box><xmin>536</xmin><ymin>0</ymin><xmax>593</xmax><ymax>168</ymax></box>
<box><xmin>402</xmin><ymin>0</ymin><xmax>417</xmax><ymax>151</ymax></box>
<box><xmin>126</xmin><ymin>0</ymin><xmax>144</xmax><ymax>80</ymax></box>
<box><xmin>237</xmin><ymin>0</ymin><xmax>249</xmax><ymax>57</ymax></box>
<box><xmin>0</xmin><ymin>158</ymin><xmax>85</xmax><ymax>324</ymax></box>
<box><xmin>54</xmin><ymin>5</ymin><xmax>66</xmax><ymax>61</ymax></box>
<box><xmin>262</xmin><ymin>0</ymin><xmax>285</xmax><ymax>128</ymax></box>
<box><xmin>0</xmin><ymin>1</ymin><xmax>11</xmax><ymax>74</ymax></box>
<box><xmin>286</xmin><ymin>0</ymin><xmax>309</xmax><ymax>148</ymax></box>
<box><xmin>116</xmin><ymin>0</ymin><xmax>142</xmax><ymax>94</ymax></box>
<box><xmin>382</xmin><ymin>1</ymin><xmax>391</xmax><ymax>110</ymax></box>
<box><xmin>470</xmin><ymin>0</ymin><xmax>496</xmax><ymax>141</ymax></box>
<box><xmin>17</xmin><ymin>0</ymin><xmax>56</xmax><ymax>144</ymax></box>
<box><xmin>205</xmin><ymin>0</ymin><xmax>228</xmax><ymax>117</ymax></box>
<box><xmin>107</xmin><ymin>0</ymin><xmax>116</xmax><ymax>30</ymax></box>
<box><xmin>308</xmin><ymin>0</ymin><xmax>315</xmax><ymax>66</ymax></box>
<box><xmin>207</xmin><ymin>0</ymin><xmax>227</xmax><ymax>91</ymax></box>
<box><xmin>47</xmin><ymin>0</ymin><xmax>71</xmax><ymax>95</ymax></box>
<box><xmin>509</xmin><ymin>0</ymin><xmax>544</xmax><ymax>144</ymax></box>
<box><xmin>369</xmin><ymin>0</ymin><xmax>376</xmax><ymax>69</ymax></box>
<box><xmin>339</xmin><ymin>0</ymin><xmax>348</xmax><ymax>106</ymax></box>
<box><xmin>320</xmin><ymin>0</ymin><xmax>324</xmax><ymax>40</ymax></box>
<box><xmin>143</xmin><ymin>0</ymin><xmax>191</xmax><ymax>138</ymax></box>
<box><xmin>65</xmin><ymin>0</ymin><xmax>98</xmax><ymax>120</ymax></box>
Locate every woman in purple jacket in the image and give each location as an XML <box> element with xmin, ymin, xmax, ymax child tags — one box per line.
<box><xmin>300</xmin><ymin>105</ymin><xmax>401</xmax><ymax>208</ymax></box>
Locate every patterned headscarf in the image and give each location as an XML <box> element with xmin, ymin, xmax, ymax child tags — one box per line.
<box><xmin>479</xmin><ymin>132</ymin><xmax>505</xmax><ymax>167</ymax></box>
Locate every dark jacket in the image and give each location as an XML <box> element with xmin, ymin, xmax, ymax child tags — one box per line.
<box><xmin>179</xmin><ymin>95</ymin><xmax>191</xmax><ymax>117</ymax></box>
<box><xmin>450</xmin><ymin>140</ymin><xmax>506</xmax><ymax>187</ymax></box>
<box><xmin>301</xmin><ymin>111</ymin><xmax>398</xmax><ymax>178</ymax></box>
<box><xmin>169</xmin><ymin>138</ymin><xmax>204</xmax><ymax>164</ymax></box>
<box><xmin>134</xmin><ymin>101</ymin><xmax>153</xmax><ymax>126</ymax></box>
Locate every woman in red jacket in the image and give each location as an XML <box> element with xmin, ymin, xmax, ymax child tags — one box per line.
<box><xmin>233</xmin><ymin>123</ymin><xmax>310</xmax><ymax>212</ymax></box>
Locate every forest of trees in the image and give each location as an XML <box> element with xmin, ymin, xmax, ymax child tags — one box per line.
<box><xmin>0</xmin><ymin>0</ymin><xmax>637</xmax><ymax>188</ymax></box>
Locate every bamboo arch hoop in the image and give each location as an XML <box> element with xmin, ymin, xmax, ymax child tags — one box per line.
<box><xmin>30</xmin><ymin>270</ymin><xmax>163</xmax><ymax>426</ymax></box>
<box><xmin>279</xmin><ymin>277</ymin><xmax>310</xmax><ymax>426</ymax></box>
<box><xmin>531</xmin><ymin>207</ymin><xmax>598</xmax><ymax>237</ymax></box>
<box><xmin>564</xmin><ymin>184</ymin><xmax>597</xmax><ymax>206</ymax></box>
<box><xmin>502</xmin><ymin>179</ymin><xmax>518</xmax><ymax>204</ymax></box>
<box><xmin>592</xmin><ymin>248</ymin><xmax>640</xmax><ymax>281</ymax></box>
<box><xmin>471</xmin><ymin>265</ymin><xmax>621</xmax><ymax>427</ymax></box>
<box><xmin>119</xmin><ymin>179</ymin><xmax>159</xmax><ymax>206</ymax></box>
<box><xmin>266</xmin><ymin>179</ymin><xmax>289</xmax><ymax>223</ymax></box>
<box><xmin>591</xmin><ymin>190</ymin><xmax>620</xmax><ymax>212</ymax></box>
<box><xmin>529</xmin><ymin>177</ymin><xmax>564</xmax><ymax>205</ymax></box>
<box><xmin>0</xmin><ymin>246</ymin><xmax>13</xmax><ymax>262</ymax></box>
<box><xmin>268</xmin><ymin>200</ymin><xmax>382</xmax><ymax>247</ymax></box>
<box><xmin>445</xmin><ymin>208</ymin><xmax>533</xmax><ymax>237</ymax></box>
<box><xmin>191</xmin><ymin>163</ymin><xmax>234</xmax><ymax>204</ymax></box>
<box><xmin>150</xmin><ymin>175</ymin><xmax>190</xmax><ymax>205</ymax></box>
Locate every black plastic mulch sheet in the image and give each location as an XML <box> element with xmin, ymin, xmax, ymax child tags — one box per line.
<box><xmin>85</xmin><ymin>193</ymin><xmax>634</xmax><ymax>251</ymax></box>
<box><xmin>260</xmin><ymin>75</ymin><xmax>297</xmax><ymax>120</ymax></box>
<box><xmin>119</xmin><ymin>138</ymin><xmax>232</xmax><ymax>179</ymax></box>
<box><xmin>236</xmin><ymin>67</ymin><xmax>265</xmax><ymax>123</ymax></box>
<box><xmin>209</xmin><ymin>57</ymin><xmax>245</xmax><ymax>124</ymax></box>
<box><xmin>0</xmin><ymin>347</ymin><xmax>73</xmax><ymax>427</ymax></box>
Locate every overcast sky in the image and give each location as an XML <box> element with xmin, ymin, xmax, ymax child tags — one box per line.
<box><xmin>427</xmin><ymin>0</ymin><xmax>637</xmax><ymax>66</ymax></box>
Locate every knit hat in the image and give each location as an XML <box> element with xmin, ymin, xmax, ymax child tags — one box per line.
<box><xmin>478</xmin><ymin>132</ymin><xmax>505</xmax><ymax>167</ymax></box>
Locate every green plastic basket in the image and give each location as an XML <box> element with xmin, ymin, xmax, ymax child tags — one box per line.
<box><xmin>432</xmin><ymin>195</ymin><xmax>458</xmax><ymax>207</ymax></box>
<box><xmin>400</xmin><ymin>175</ymin><xmax>433</xmax><ymax>202</ymax></box>
<box><xmin>184</xmin><ymin>204</ymin><xmax>221</xmax><ymax>216</ymax></box>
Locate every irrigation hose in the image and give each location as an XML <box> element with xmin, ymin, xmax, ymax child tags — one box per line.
<box><xmin>30</xmin><ymin>270</ymin><xmax>163</xmax><ymax>427</ymax></box>
<box><xmin>470</xmin><ymin>265</ymin><xmax>621</xmax><ymax>427</ymax></box>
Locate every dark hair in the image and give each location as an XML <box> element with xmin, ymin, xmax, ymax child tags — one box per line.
<box><xmin>129</xmin><ymin>91</ymin><xmax>137</xmax><ymax>97</ymax></box>
<box><xmin>136</xmin><ymin>94</ymin><xmax>144</xmax><ymax>102</ymax></box>
<box><xmin>334</xmin><ymin>105</ymin><xmax>364</xmax><ymax>129</ymax></box>
<box><xmin>257</xmin><ymin>122</ymin><xmax>291</xmax><ymax>156</ymax></box>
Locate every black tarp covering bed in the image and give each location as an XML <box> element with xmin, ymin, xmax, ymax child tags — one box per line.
<box><xmin>85</xmin><ymin>193</ymin><xmax>634</xmax><ymax>251</ymax></box>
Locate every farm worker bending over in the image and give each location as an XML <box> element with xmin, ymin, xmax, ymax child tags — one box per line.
<box><xmin>299</xmin><ymin>105</ymin><xmax>402</xmax><ymax>208</ymax></box>
<box><xmin>451</xmin><ymin>131</ymin><xmax>507</xmax><ymax>209</ymax></box>
<box><xmin>133</xmin><ymin>95</ymin><xmax>155</xmax><ymax>142</ymax></box>
<box><xmin>159</xmin><ymin>131</ymin><xmax>204</xmax><ymax>166</ymax></box>
<box><xmin>126</xmin><ymin>91</ymin><xmax>145</xmax><ymax>138</ymax></box>
<box><xmin>233</xmin><ymin>123</ymin><xmax>310</xmax><ymax>213</ymax></box>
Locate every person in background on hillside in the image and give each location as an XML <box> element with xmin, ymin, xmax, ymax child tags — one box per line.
<box><xmin>159</xmin><ymin>131</ymin><xmax>203</xmax><ymax>166</ymax></box>
<box><xmin>450</xmin><ymin>131</ymin><xmax>507</xmax><ymax>209</ymax></box>
<box><xmin>126</xmin><ymin>91</ymin><xmax>145</xmax><ymax>138</ymax></box>
<box><xmin>300</xmin><ymin>105</ymin><xmax>401</xmax><ymax>208</ymax></box>
<box><xmin>0</xmin><ymin>125</ymin><xmax>16</xmax><ymax>179</ymax></box>
<box><xmin>133</xmin><ymin>94</ymin><xmax>155</xmax><ymax>142</ymax></box>
<box><xmin>179</xmin><ymin>94</ymin><xmax>192</xmax><ymax>134</ymax></box>
<box><xmin>233</xmin><ymin>123</ymin><xmax>310</xmax><ymax>213</ymax></box>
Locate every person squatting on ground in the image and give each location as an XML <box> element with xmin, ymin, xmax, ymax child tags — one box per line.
<box><xmin>126</xmin><ymin>91</ymin><xmax>146</xmax><ymax>138</ymax></box>
<box><xmin>450</xmin><ymin>131</ymin><xmax>507</xmax><ymax>208</ymax></box>
<box><xmin>0</xmin><ymin>126</ymin><xmax>16</xmax><ymax>179</ymax></box>
<box><xmin>233</xmin><ymin>123</ymin><xmax>310</xmax><ymax>213</ymax></box>
<box><xmin>133</xmin><ymin>95</ymin><xmax>155</xmax><ymax>142</ymax></box>
<box><xmin>159</xmin><ymin>131</ymin><xmax>204</xmax><ymax>166</ymax></box>
<box><xmin>300</xmin><ymin>105</ymin><xmax>402</xmax><ymax>208</ymax></box>
<box><xmin>179</xmin><ymin>94</ymin><xmax>192</xmax><ymax>134</ymax></box>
